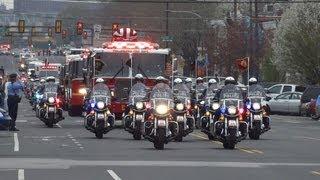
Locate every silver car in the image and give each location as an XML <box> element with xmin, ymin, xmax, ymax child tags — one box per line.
<box><xmin>267</xmin><ymin>92</ymin><xmax>303</xmax><ymax>115</ymax></box>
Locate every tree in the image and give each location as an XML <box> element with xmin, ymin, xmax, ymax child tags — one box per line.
<box><xmin>272</xmin><ymin>3</ymin><xmax>320</xmax><ymax>85</ymax></box>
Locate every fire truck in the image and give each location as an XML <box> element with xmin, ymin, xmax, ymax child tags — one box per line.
<box><xmin>60</xmin><ymin>48</ymin><xmax>87</xmax><ymax>116</ymax></box>
<box><xmin>82</xmin><ymin>41</ymin><xmax>171</xmax><ymax>121</ymax></box>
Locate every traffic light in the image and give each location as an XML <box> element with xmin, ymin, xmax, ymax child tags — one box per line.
<box><xmin>48</xmin><ymin>27</ymin><xmax>53</xmax><ymax>37</ymax></box>
<box><xmin>18</xmin><ymin>20</ymin><xmax>25</xmax><ymax>33</ymax></box>
<box><xmin>83</xmin><ymin>31</ymin><xmax>88</xmax><ymax>39</ymax></box>
<box><xmin>55</xmin><ymin>20</ymin><xmax>62</xmax><ymax>33</ymax></box>
<box><xmin>76</xmin><ymin>21</ymin><xmax>84</xmax><ymax>35</ymax></box>
<box><xmin>236</xmin><ymin>57</ymin><xmax>249</xmax><ymax>71</ymax></box>
<box><xmin>62</xmin><ymin>29</ymin><xmax>67</xmax><ymax>39</ymax></box>
<box><xmin>31</xmin><ymin>26</ymin><xmax>36</xmax><ymax>36</ymax></box>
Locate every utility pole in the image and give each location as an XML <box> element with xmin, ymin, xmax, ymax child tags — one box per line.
<box><xmin>165</xmin><ymin>2</ymin><xmax>169</xmax><ymax>48</ymax></box>
<box><xmin>249</xmin><ymin>0</ymin><xmax>253</xmax><ymax>80</ymax></box>
<box><xmin>234</xmin><ymin>0</ymin><xmax>237</xmax><ymax>19</ymax></box>
<box><xmin>254</xmin><ymin>0</ymin><xmax>259</xmax><ymax>78</ymax></box>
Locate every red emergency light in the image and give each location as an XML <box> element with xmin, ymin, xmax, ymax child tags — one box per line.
<box><xmin>103</xmin><ymin>41</ymin><xmax>159</xmax><ymax>51</ymax></box>
<box><xmin>40</xmin><ymin>65</ymin><xmax>59</xmax><ymax>70</ymax></box>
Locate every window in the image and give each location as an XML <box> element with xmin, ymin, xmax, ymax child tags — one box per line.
<box><xmin>291</xmin><ymin>93</ymin><xmax>301</xmax><ymax>100</ymax></box>
<box><xmin>276</xmin><ymin>93</ymin><xmax>291</xmax><ymax>100</ymax></box>
<box><xmin>268</xmin><ymin>85</ymin><xmax>282</xmax><ymax>94</ymax></box>
<box><xmin>283</xmin><ymin>86</ymin><xmax>292</xmax><ymax>92</ymax></box>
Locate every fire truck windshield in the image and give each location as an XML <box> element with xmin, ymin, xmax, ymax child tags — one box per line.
<box><xmin>38</xmin><ymin>71</ymin><xmax>59</xmax><ymax>78</ymax></box>
<box><xmin>96</xmin><ymin>53</ymin><xmax>166</xmax><ymax>77</ymax></box>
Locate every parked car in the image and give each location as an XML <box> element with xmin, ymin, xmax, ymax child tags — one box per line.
<box><xmin>267</xmin><ymin>92</ymin><xmax>303</xmax><ymax>115</ymax></box>
<box><xmin>0</xmin><ymin>108</ymin><xmax>11</xmax><ymax>130</ymax></box>
<box><xmin>311</xmin><ymin>95</ymin><xmax>320</xmax><ymax>120</ymax></box>
<box><xmin>266</xmin><ymin>84</ymin><xmax>306</xmax><ymax>98</ymax></box>
<box><xmin>300</xmin><ymin>86</ymin><xmax>320</xmax><ymax>117</ymax></box>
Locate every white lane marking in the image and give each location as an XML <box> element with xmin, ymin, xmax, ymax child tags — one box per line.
<box><xmin>56</xmin><ymin>123</ymin><xmax>62</xmax><ymax>128</ymax></box>
<box><xmin>14</xmin><ymin>133</ymin><xmax>19</xmax><ymax>152</ymax></box>
<box><xmin>16</xmin><ymin>120</ymin><xmax>28</xmax><ymax>123</ymax></box>
<box><xmin>18</xmin><ymin>169</ymin><xmax>24</xmax><ymax>180</ymax></box>
<box><xmin>107</xmin><ymin>170</ymin><xmax>122</xmax><ymax>180</ymax></box>
<box><xmin>296</xmin><ymin>136</ymin><xmax>320</xmax><ymax>141</ymax></box>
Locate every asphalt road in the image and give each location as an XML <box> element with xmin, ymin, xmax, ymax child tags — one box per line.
<box><xmin>0</xmin><ymin>98</ymin><xmax>320</xmax><ymax>180</ymax></box>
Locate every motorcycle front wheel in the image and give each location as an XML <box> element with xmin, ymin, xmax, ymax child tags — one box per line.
<box><xmin>154</xmin><ymin>128</ymin><xmax>166</xmax><ymax>150</ymax></box>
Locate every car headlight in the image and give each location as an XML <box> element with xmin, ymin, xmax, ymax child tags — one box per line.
<box><xmin>78</xmin><ymin>88</ymin><xmax>87</xmax><ymax>95</ymax></box>
<box><xmin>48</xmin><ymin>97</ymin><xmax>55</xmax><ymax>103</ymax></box>
<box><xmin>212</xmin><ymin>103</ymin><xmax>220</xmax><ymax>110</ymax></box>
<box><xmin>156</xmin><ymin>104</ymin><xmax>168</xmax><ymax>115</ymax></box>
<box><xmin>253</xmin><ymin>103</ymin><xmax>261</xmax><ymax>110</ymax></box>
<box><xmin>228</xmin><ymin>106</ymin><xmax>237</xmax><ymax>115</ymax></box>
<box><xmin>176</xmin><ymin>103</ymin><xmax>184</xmax><ymax>111</ymax></box>
<box><xmin>97</xmin><ymin>101</ymin><xmax>105</xmax><ymax>109</ymax></box>
<box><xmin>135</xmin><ymin>102</ymin><xmax>144</xmax><ymax>110</ymax></box>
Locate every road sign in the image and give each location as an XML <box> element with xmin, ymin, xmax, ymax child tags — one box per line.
<box><xmin>161</xmin><ymin>36</ymin><xmax>173</xmax><ymax>42</ymax></box>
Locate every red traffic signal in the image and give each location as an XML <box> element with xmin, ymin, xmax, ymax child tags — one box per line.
<box><xmin>76</xmin><ymin>21</ymin><xmax>84</xmax><ymax>35</ymax></box>
<box><xmin>236</xmin><ymin>57</ymin><xmax>249</xmax><ymax>71</ymax></box>
<box><xmin>55</xmin><ymin>20</ymin><xmax>62</xmax><ymax>33</ymax></box>
<box><xmin>83</xmin><ymin>31</ymin><xmax>88</xmax><ymax>39</ymax></box>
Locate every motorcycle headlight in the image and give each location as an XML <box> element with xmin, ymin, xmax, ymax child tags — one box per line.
<box><xmin>200</xmin><ymin>101</ymin><xmax>205</xmax><ymax>105</ymax></box>
<box><xmin>20</xmin><ymin>64</ymin><xmax>25</xmax><ymax>68</ymax></box>
<box><xmin>78</xmin><ymin>88</ymin><xmax>87</xmax><ymax>95</ymax></box>
<box><xmin>90</xmin><ymin>102</ymin><xmax>95</xmax><ymax>108</ymax></box>
<box><xmin>228</xmin><ymin>106</ymin><xmax>237</xmax><ymax>115</ymax></box>
<box><xmin>253</xmin><ymin>103</ymin><xmax>261</xmax><ymax>110</ymax></box>
<box><xmin>228</xmin><ymin>120</ymin><xmax>237</xmax><ymax>127</ymax></box>
<box><xmin>97</xmin><ymin>101</ymin><xmax>105</xmax><ymax>109</ymax></box>
<box><xmin>212</xmin><ymin>103</ymin><xmax>220</xmax><ymax>110</ymax></box>
<box><xmin>156</xmin><ymin>104</ymin><xmax>168</xmax><ymax>115</ymax></box>
<box><xmin>48</xmin><ymin>97</ymin><xmax>55</xmax><ymax>103</ymax></box>
<box><xmin>0</xmin><ymin>112</ymin><xmax>3</xmax><ymax>118</ymax></box>
<box><xmin>176</xmin><ymin>103</ymin><xmax>184</xmax><ymax>111</ymax></box>
<box><xmin>36</xmin><ymin>94</ymin><xmax>43</xmax><ymax>99</ymax></box>
<box><xmin>135</xmin><ymin>102</ymin><xmax>144</xmax><ymax>110</ymax></box>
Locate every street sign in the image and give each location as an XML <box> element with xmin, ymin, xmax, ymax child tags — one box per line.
<box><xmin>161</xmin><ymin>36</ymin><xmax>173</xmax><ymax>42</ymax></box>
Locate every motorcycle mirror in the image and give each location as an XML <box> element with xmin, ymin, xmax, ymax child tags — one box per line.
<box><xmin>266</xmin><ymin>96</ymin><xmax>272</xmax><ymax>101</ymax></box>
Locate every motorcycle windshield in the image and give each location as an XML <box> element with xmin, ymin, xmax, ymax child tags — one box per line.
<box><xmin>173</xmin><ymin>84</ymin><xmax>190</xmax><ymax>105</ymax></box>
<box><xmin>129</xmin><ymin>82</ymin><xmax>148</xmax><ymax>104</ymax></box>
<box><xmin>248</xmin><ymin>84</ymin><xmax>266</xmax><ymax>98</ymax></box>
<box><xmin>92</xmin><ymin>84</ymin><xmax>111</xmax><ymax>104</ymax></box>
<box><xmin>220</xmin><ymin>84</ymin><xmax>243</xmax><ymax>107</ymax></box>
<box><xmin>195</xmin><ymin>83</ymin><xmax>206</xmax><ymax>100</ymax></box>
<box><xmin>150</xmin><ymin>83</ymin><xmax>173</xmax><ymax>108</ymax></box>
<box><xmin>44</xmin><ymin>84</ymin><xmax>58</xmax><ymax>98</ymax></box>
<box><xmin>205</xmin><ymin>85</ymin><xmax>218</xmax><ymax>105</ymax></box>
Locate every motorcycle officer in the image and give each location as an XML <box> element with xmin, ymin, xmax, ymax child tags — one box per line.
<box><xmin>247</xmin><ymin>77</ymin><xmax>271</xmax><ymax>130</ymax></box>
<box><xmin>184</xmin><ymin>78</ymin><xmax>193</xmax><ymax>91</ymax></box>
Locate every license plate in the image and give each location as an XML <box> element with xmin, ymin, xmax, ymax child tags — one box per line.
<box><xmin>157</xmin><ymin>120</ymin><xmax>166</xmax><ymax>127</ymax></box>
<box><xmin>135</xmin><ymin>114</ymin><xmax>143</xmax><ymax>121</ymax></box>
<box><xmin>254</xmin><ymin>115</ymin><xmax>262</xmax><ymax>120</ymax></box>
<box><xmin>97</xmin><ymin>113</ymin><xmax>105</xmax><ymax>119</ymax></box>
<box><xmin>177</xmin><ymin>116</ymin><xmax>184</xmax><ymax>122</ymax></box>
<box><xmin>48</xmin><ymin>107</ymin><xmax>55</xmax><ymax>112</ymax></box>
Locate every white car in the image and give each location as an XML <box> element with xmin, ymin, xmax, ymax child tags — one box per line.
<box><xmin>267</xmin><ymin>92</ymin><xmax>303</xmax><ymax>115</ymax></box>
<box><xmin>267</xmin><ymin>84</ymin><xmax>305</xmax><ymax>98</ymax></box>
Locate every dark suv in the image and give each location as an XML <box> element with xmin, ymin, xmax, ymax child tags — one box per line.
<box><xmin>300</xmin><ymin>86</ymin><xmax>320</xmax><ymax>117</ymax></box>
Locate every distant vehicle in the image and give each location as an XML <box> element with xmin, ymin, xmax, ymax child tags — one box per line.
<box><xmin>266</xmin><ymin>84</ymin><xmax>306</xmax><ymax>98</ymax></box>
<box><xmin>267</xmin><ymin>92</ymin><xmax>303</xmax><ymax>115</ymax></box>
<box><xmin>312</xmin><ymin>95</ymin><xmax>320</xmax><ymax>120</ymax></box>
<box><xmin>300</xmin><ymin>86</ymin><xmax>320</xmax><ymax>117</ymax></box>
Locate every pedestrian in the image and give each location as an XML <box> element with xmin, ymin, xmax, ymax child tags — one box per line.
<box><xmin>6</xmin><ymin>73</ymin><xmax>24</xmax><ymax>131</ymax></box>
<box><xmin>0</xmin><ymin>76</ymin><xmax>4</xmax><ymax>108</ymax></box>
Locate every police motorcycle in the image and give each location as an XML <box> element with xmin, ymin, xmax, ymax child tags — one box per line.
<box><xmin>144</xmin><ymin>77</ymin><xmax>178</xmax><ymax>150</ymax></box>
<box><xmin>192</xmin><ymin>77</ymin><xmax>206</xmax><ymax>128</ymax></box>
<box><xmin>200</xmin><ymin>79</ymin><xmax>219</xmax><ymax>140</ymax></box>
<box><xmin>245</xmin><ymin>78</ymin><xmax>271</xmax><ymax>140</ymax></box>
<box><xmin>38</xmin><ymin>79</ymin><xmax>64</xmax><ymax>128</ymax></box>
<box><xmin>172</xmin><ymin>78</ymin><xmax>194</xmax><ymax>142</ymax></box>
<box><xmin>84</xmin><ymin>78</ymin><xmax>115</xmax><ymax>139</ymax></box>
<box><xmin>124</xmin><ymin>75</ymin><xmax>148</xmax><ymax>140</ymax></box>
<box><xmin>210</xmin><ymin>77</ymin><xmax>246</xmax><ymax>149</ymax></box>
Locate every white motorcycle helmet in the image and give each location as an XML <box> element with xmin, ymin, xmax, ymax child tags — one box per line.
<box><xmin>46</xmin><ymin>76</ymin><xmax>55</xmax><ymax>82</ymax></box>
<box><xmin>208</xmin><ymin>79</ymin><xmax>217</xmax><ymax>84</ymax></box>
<box><xmin>225</xmin><ymin>76</ymin><xmax>236</xmax><ymax>85</ymax></box>
<box><xmin>156</xmin><ymin>76</ymin><xmax>166</xmax><ymax>83</ymax></box>
<box><xmin>96</xmin><ymin>78</ymin><xmax>105</xmax><ymax>83</ymax></box>
<box><xmin>185</xmin><ymin>78</ymin><xmax>192</xmax><ymax>83</ymax></box>
<box><xmin>174</xmin><ymin>78</ymin><xmax>183</xmax><ymax>84</ymax></box>
<box><xmin>249</xmin><ymin>77</ymin><xmax>258</xmax><ymax>85</ymax></box>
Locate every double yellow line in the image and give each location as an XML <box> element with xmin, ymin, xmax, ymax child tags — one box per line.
<box><xmin>191</xmin><ymin>132</ymin><xmax>264</xmax><ymax>154</ymax></box>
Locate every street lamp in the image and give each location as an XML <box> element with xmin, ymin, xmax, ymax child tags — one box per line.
<box><xmin>165</xmin><ymin>10</ymin><xmax>205</xmax><ymax>78</ymax></box>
